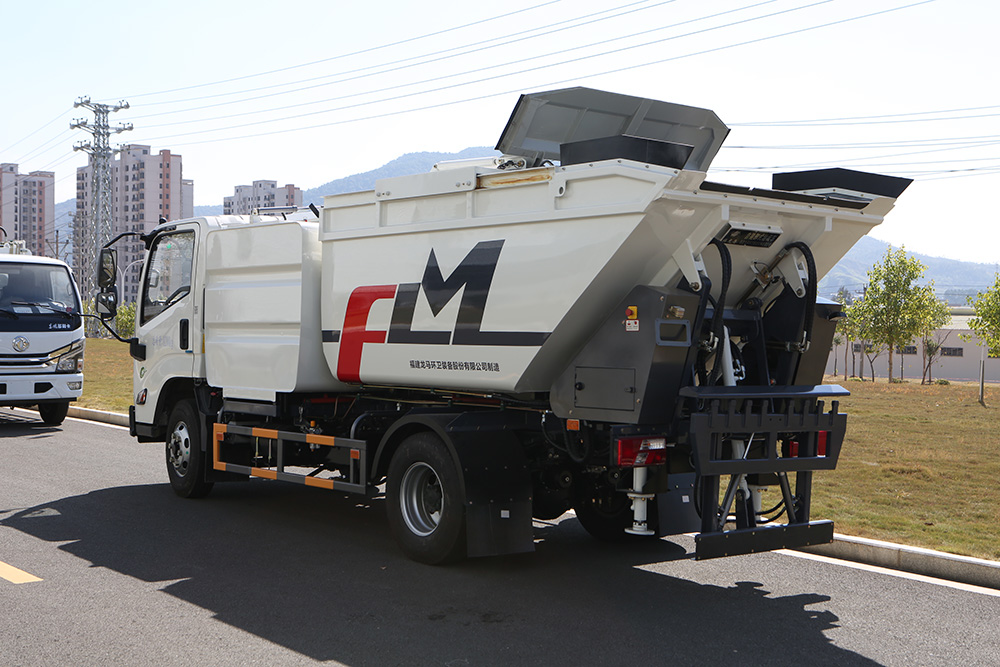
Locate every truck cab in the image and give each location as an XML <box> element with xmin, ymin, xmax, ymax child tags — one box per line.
<box><xmin>0</xmin><ymin>242</ymin><xmax>85</xmax><ymax>425</ymax></box>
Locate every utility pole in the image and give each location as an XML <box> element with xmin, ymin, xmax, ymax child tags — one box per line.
<box><xmin>70</xmin><ymin>96</ymin><xmax>131</xmax><ymax>300</ymax></box>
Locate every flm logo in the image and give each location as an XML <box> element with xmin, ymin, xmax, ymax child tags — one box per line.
<box><xmin>324</xmin><ymin>240</ymin><xmax>550</xmax><ymax>383</ymax></box>
<box><xmin>12</xmin><ymin>336</ymin><xmax>29</xmax><ymax>352</ymax></box>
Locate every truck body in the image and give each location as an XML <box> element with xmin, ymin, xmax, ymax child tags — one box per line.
<box><xmin>0</xmin><ymin>240</ymin><xmax>85</xmax><ymax>425</ymax></box>
<box><xmin>98</xmin><ymin>88</ymin><xmax>910</xmax><ymax>563</ymax></box>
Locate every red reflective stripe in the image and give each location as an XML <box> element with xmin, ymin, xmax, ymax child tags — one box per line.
<box><xmin>337</xmin><ymin>285</ymin><xmax>397</xmax><ymax>383</ymax></box>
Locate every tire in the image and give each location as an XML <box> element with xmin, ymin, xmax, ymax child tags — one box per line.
<box><xmin>38</xmin><ymin>401</ymin><xmax>69</xmax><ymax>426</ymax></box>
<box><xmin>386</xmin><ymin>432</ymin><xmax>466</xmax><ymax>564</ymax></box>
<box><xmin>574</xmin><ymin>485</ymin><xmax>659</xmax><ymax>542</ymax></box>
<box><xmin>166</xmin><ymin>400</ymin><xmax>214</xmax><ymax>499</ymax></box>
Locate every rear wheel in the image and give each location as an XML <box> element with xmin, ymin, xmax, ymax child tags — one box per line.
<box><xmin>38</xmin><ymin>401</ymin><xmax>69</xmax><ymax>426</ymax></box>
<box><xmin>166</xmin><ymin>400</ymin><xmax>214</xmax><ymax>499</ymax></box>
<box><xmin>386</xmin><ymin>432</ymin><xmax>466</xmax><ymax>564</ymax></box>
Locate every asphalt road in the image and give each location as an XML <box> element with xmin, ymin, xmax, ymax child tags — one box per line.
<box><xmin>2</xmin><ymin>410</ymin><xmax>998</xmax><ymax>667</ymax></box>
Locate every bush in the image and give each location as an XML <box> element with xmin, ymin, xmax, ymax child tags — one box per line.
<box><xmin>936</xmin><ymin>378</ymin><xmax>951</xmax><ymax>385</ymax></box>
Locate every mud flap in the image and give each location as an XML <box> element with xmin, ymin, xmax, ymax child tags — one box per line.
<box><xmin>445</xmin><ymin>414</ymin><xmax>536</xmax><ymax>558</ymax></box>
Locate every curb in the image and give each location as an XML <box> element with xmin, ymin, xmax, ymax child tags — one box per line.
<box><xmin>67</xmin><ymin>405</ymin><xmax>130</xmax><ymax>427</ymax></box>
<box><xmin>39</xmin><ymin>406</ymin><xmax>1000</xmax><ymax>590</ymax></box>
<box><xmin>798</xmin><ymin>534</ymin><xmax>1000</xmax><ymax>591</ymax></box>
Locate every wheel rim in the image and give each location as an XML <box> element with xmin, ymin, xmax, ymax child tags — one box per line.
<box><xmin>399</xmin><ymin>461</ymin><xmax>443</xmax><ymax>537</ymax></box>
<box><xmin>168</xmin><ymin>421</ymin><xmax>192</xmax><ymax>476</ymax></box>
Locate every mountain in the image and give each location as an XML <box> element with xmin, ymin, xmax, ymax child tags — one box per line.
<box><xmin>818</xmin><ymin>235</ymin><xmax>999</xmax><ymax>303</ymax></box>
<box><xmin>301</xmin><ymin>146</ymin><xmax>498</xmax><ymax>206</ymax></box>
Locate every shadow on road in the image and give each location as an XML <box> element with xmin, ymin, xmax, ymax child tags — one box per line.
<box><xmin>2</xmin><ymin>481</ymin><xmax>878</xmax><ymax>665</ymax></box>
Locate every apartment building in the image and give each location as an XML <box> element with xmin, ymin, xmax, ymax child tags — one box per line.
<box><xmin>75</xmin><ymin>145</ymin><xmax>193</xmax><ymax>303</ymax></box>
<box><xmin>0</xmin><ymin>163</ymin><xmax>55</xmax><ymax>256</ymax></box>
<box><xmin>223</xmin><ymin>180</ymin><xmax>301</xmax><ymax>215</ymax></box>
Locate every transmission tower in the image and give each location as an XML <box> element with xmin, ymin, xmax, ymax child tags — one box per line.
<box><xmin>70</xmin><ymin>96</ymin><xmax>131</xmax><ymax>299</ymax></box>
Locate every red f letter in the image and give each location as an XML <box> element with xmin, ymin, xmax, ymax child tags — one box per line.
<box><xmin>337</xmin><ymin>285</ymin><xmax>397</xmax><ymax>383</ymax></box>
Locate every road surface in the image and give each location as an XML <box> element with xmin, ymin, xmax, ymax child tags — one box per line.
<box><xmin>2</xmin><ymin>410</ymin><xmax>998</xmax><ymax>666</ymax></box>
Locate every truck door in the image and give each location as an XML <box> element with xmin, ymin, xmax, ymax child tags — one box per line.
<box><xmin>134</xmin><ymin>226</ymin><xmax>198</xmax><ymax>425</ymax></box>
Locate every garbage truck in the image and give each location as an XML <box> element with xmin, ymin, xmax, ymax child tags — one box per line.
<box><xmin>94</xmin><ymin>87</ymin><xmax>911</xmax><ymax>564</ymax></box>
<box><xmin>0</xmin><ymin>239</ymin><xmax>85</xmax><ymax>425</ymax></box>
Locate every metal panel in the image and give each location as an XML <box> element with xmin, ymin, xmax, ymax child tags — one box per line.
<box><xmin>496</xmin><ymin>87</ymin><xmax>729</xmax><ymax>171</ymax></box>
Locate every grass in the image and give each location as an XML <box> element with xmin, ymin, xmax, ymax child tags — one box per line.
<box><xmin>79</xmin><ymin>337</ymin><xmax>134</xmax><ymax>414</ymax></box>
<box><xmin>77</xmin><ymin>339</ymin><xmax>1000</xmax><ymax>561</ymax></box>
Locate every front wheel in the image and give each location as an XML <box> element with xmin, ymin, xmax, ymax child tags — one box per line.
<box><xmin>386</xmin><ymin>433</ymin><xmax>466</xmax><ymax>564</ymax></box>
<box><xmin>166</xmin><ymin>400</ymin><xmax>214</xmax><ymax>499</ymax></box>
<box><xmin>38</xmin><ymin>401</ymin><xmax>69</xmax><ymax>426</ymax></box>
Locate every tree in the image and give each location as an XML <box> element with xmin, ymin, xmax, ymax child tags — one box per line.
<box><xmin>964</xmin><ymin>273</ymin><xmax>1000</xmax><ymax>358</ymax></box>
<box><xmin>834</xmin><ymin>286</ymin><xmax>854</xmax><ymax>380</ymax></box>
<box><xmin>918</xmin><ymin>294</ymin><xmax>951</xmax><ymax>385</ymax></box>
<box><xmin>850</xmin><ymin>247</ymin><xmax>934</xmax><ymax>382</ymax></box>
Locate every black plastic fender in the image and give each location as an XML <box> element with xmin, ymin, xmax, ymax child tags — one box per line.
<box><xmin>376</xmin><ymin>410</ymin><xmax>535</xmax><ymax>558</ymax></box>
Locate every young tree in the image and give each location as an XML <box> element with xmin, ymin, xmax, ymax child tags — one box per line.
<box><xmin>851</xmin><ymin>247</ymin><xmax>933</xmax><ymax>382</ymax></box>
<box><xmin>918</xmin><ymin>295</ymin><xmax>951</xmax><ymax>385</ymax></box>
<box><xmin>964</xmin><ymin>273</ymin><xmax>1000</xmax><ymax>358</ymax></box>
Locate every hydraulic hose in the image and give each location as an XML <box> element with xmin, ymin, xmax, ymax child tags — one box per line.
<box><xmin>784</xmin><ymin>241</ymin><xmax>817</xmax><ymax>349</ymax></box>
<box><xmin>708</xmin><ymin>238</ymin><xmax>733</xmax><ymax>385</ymax></box>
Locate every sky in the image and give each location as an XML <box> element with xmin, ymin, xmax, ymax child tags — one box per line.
<box><xmin>2</xmin><ymin>0</ymin><xmax>998</xmax><ymax>266</ymax></box>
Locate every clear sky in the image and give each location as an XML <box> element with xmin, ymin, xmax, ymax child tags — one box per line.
<box><xmin>2</xmin><ymin>0</ymin><xmax>997</xmax><ymax>267</ymax></box>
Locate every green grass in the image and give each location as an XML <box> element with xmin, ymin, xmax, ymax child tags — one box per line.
<box><xmin>77</xmin><ymin>339</ymin><xmax>1000</xmax><ymax>560</ymax></box>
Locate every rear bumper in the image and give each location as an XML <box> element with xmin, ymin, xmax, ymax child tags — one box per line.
<box><xmin>679</xmin><ymin>384</ymin><xmax>847</xmax><ymax>559</ymax></box>
<box><xmin>695</xmin><ymin>520</ymin><xmax>834</xmax><ymax>560</ymax></box>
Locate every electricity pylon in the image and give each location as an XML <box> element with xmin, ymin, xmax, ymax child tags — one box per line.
<box><xmin>70</xmin><ymin>96</ymin><xmax>131</xmax><ymax>299</ymax></box>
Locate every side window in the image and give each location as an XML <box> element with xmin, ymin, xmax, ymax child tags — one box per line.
<box><xmin>141</xmin><ymin>231</ymin><xmax>194</xmax><ymax>325</ymax></box>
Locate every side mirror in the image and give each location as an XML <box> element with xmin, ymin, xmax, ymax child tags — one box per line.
<box><xmin>95</xmin><ymin>290</ymin><xmax>118</xmax><ymax>321</ymax></box>
<box><xmin>98</xmin><ymin>248</ymin><xmax>118</xmax><ymax>291</ymax></box>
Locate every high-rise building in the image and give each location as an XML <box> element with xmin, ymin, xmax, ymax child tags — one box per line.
<box><xmin>75</xmin><ymin>145</ymin><xmax>193</xmax><ymax>303</ymax></box>
<box><xmin>0</xmin><ymin>163</ymin><xmax>56</xmax><ymax>256</ymax></box>
<box><xmin>223</xmin><ymin>180</ymin><xmax>302</xmax><ymax>215</ymax></box>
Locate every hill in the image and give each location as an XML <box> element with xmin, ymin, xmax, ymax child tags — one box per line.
<box><xmin>818</xmin><ymin>235</ymin><xmax>999</xmax><ymax>302</ymax></box>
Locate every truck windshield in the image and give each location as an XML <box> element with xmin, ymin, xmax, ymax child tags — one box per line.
<box><xmin>0</xmin><ymin>262</ymin><xmax>81</xmax><ymax>323</ymax></box>
<box><xmin>141</xmin><ymin>231</ymin><xmax>194</xmax><ymax>325</ymax></box>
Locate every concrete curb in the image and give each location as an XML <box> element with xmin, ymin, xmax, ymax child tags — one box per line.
<box><xmin>66</xmin><ymin>405</ymin><xmax>130</xmax><ymax>427</ymax></box>
<box><xmin>38</xmin><ymin>406</ymin><xmax>1000</xmax><ymax>590</ymax></box>
<box><xmin>799</xmin><ymin>534</ymin><xmax>1000</xmax><ymax>591</ymax></box>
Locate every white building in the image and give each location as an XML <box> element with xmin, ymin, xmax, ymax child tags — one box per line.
<box><xmin>75</xmin><ymin>145</ymin><xmax>193</xmax><ymax>303</ymax></box>
<box><xmin>223</xmin><ymin>180</ymin><xmax>301</xmax><ymax>215</ymax></box>
<box><xmin>826</xmin><ymin>309</ymin><xmax>999</xmax><ymax>383</ymax></box>
<box><xmin>0</xmin><ymin>163</ymin><xmax>55</xmax><ymax>256</ymax></box>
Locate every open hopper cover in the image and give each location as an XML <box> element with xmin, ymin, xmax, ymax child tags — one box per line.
<box><xmin>496</xmin><ymin>87</ymin><xmax>730</xmax><ymax>171</ymax></box>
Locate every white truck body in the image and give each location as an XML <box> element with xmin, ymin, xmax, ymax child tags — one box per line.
<box><xmin>106</xmin><ymin>88</ymin><xmax>911</xmax><ymax>563</ymax></box>
<box><xmin>0</xmin><ymin>244</ymin><xmax>85</xmax><ymax>424</ymax></box>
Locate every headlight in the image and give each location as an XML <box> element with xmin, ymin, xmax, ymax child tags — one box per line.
<box><xmin>54</xmin><ymin>339</ymin><xmax>85</xmax><ymax>373</ymax></box>
<box><xmin>57</xmin><ymin>354</ymin><xmax>83</xmax><ymax>372</ymax></box>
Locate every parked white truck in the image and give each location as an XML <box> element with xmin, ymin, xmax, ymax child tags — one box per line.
<box><xmin>0</xmin><ymin>239</ymin><xmax>85</xmax><ymax>425</ymax></box>
<box><xmin>95</xmin><ymin>88</ymin><xmax>910</xmax><ymax>563</ymax></box>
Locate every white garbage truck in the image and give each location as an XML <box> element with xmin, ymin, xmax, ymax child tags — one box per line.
<box><xmin>0</xmin><ymin>239</ymin><xmax>85</xmax><ymax>425</ymax></box>
<box><xmin>95</xmin><ymin>88</ymin><xmax>910</xmax><ymax>563</ymax></box>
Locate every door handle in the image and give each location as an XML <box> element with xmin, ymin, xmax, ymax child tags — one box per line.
<box><xmin>179</xmin><ymin>319</ymin><xmax>189</xmax><ymax>350</ymax></box>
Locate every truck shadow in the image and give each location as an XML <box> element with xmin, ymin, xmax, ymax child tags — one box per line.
<box><xmin>2</xmin><ymin>482</ymin><xmax>877</xmax><ymax>665</ymax></box>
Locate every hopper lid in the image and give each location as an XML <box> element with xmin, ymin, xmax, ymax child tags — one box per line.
<box><xmin>496</xmin><ymin>87</ymin><xmax>729</xmax><ymax>171</ymax></box>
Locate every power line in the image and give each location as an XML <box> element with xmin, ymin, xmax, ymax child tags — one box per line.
<box><xmin>135</xmin><ymin>0</ymin><xmax>934</xmax><ymax>149</ymax></box>
<box><xmin>126</xmin><ymin>0</ymin><xmax>666</xmax><ymax>117</ymax></box>
<box><xmin>116</xmin><ymin>0</ymin><xmax>567</xmax><ymax>101</ymax></box>
<box><xmin>138</xmin><ymin>0</ymin><xmax>839</xmax><ymax>143</ymax></box>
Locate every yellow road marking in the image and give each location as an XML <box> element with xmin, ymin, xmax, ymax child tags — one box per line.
<box><xmin>0</xmin><ymin>560</ymin><xmax>42</xmax><ymax>584</ymax></box>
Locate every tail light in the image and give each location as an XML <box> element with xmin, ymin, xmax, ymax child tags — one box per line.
<box><xmin>616</xmin><ymin>436</ymin><xmax>668</xmax><ymax>467</ymax></box>
<box><xmin>783</xmin><ymin>431</ymin><xmax>830</xmax><ymax>458</ymax></box>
